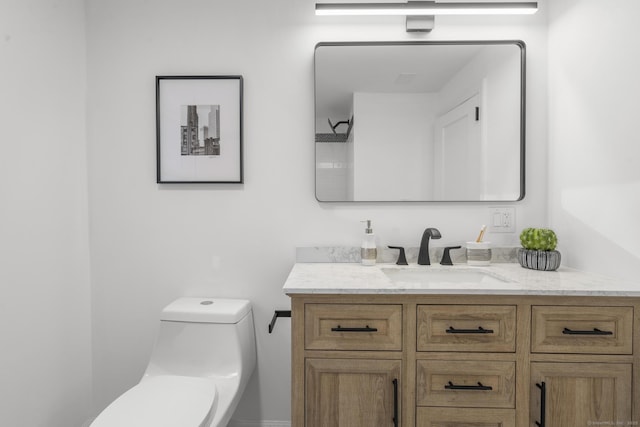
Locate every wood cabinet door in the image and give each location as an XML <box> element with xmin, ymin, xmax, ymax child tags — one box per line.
<box><xmin>530</xmin><ymin>362</ymin><xmax>632</xmax><ymax>427</ymax></box>
<box><xmin>306</xmin><ymin>358</ymin><xmax>401</xmax><ymax>427</ymax></box>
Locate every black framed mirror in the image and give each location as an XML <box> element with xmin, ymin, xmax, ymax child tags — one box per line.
<box><xmin>315</xmin><ymin>41</ymin><xmax>525</xmax><ymax>202</ymax></box>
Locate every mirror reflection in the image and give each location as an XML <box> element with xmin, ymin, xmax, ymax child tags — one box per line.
<box><xmin>315</xmin><ymin>41</ymin><xmax>525</xmax><ymax>202</ymax></box>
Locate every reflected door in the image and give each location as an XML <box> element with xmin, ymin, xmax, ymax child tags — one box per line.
<box><xmin>433</xmin><ymin>94</ymin><xmax>482</xmax><ymax>200</ymax></box>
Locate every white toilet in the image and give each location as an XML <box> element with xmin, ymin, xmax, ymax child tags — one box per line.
<box><xmin>91</xmin><ymin>297</ymin><xmax>257</xmax><ymax>427</ymax></box>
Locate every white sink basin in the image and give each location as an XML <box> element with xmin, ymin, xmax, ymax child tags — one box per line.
<box><xmin>381</xmin><ymin>267</ymin><xmax>513</xmax><ymax>285</ymax></box>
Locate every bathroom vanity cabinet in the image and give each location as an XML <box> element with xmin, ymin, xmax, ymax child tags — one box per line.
<box><xmin>303</xmin><ymin>303</ymin><xmax>403</xmax><ymax>426</ymax></box>
<box><xmin>528</xmin><ymin>305</ymin><xmax>634</xmax><ymax>426</ymax></box>
<box><xmin>284</xmin><ymin>263</ymin><xmax>640</xmax><ymax>427</ymax></box>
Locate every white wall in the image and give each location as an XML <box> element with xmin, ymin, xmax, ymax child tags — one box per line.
<box><xmin>548</xmin><ymin>0</ymin><xmax>640</xmax><ymax>282</ymax></box>
<box><xmin>4</xmin><ymin>1</ymin><xmax>639</xmax><ymax>424</ymax></box>
<box><xmin>86</xmin><ymin>0</ymin><xmax>549</xmax><ymax>423</ymax></box>
<box><xmin>316</xmin><ymin>142</ymin><xmax>350</xmax><ymax>201</ymax></box>
<box><xmin>438</xmin><ymin>45</ymin><xmax>522</xmax><ymax>200</ymax></box>
<box><xmin>0</xmin><ymin>1</ymin><xmax>92</xmax><ymax>426</ymax></box>
<box><xmin>480</xmin><ymin>48</ymin><xmax>521</xmax><ymax>200</ymax></box>
<box><xmin>352</xmin><ymin>92</ymin><xmax>435</xmax><ymax>200</ymax></box>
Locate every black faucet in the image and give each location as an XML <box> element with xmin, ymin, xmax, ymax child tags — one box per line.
<box><xmin>418</xmin><ymin>228</ymin><xmax>441</xmax><ymax>265</ymax></box>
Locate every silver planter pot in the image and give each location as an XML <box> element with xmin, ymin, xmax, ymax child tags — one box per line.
<box><xmin>517</xmin><ymin>248</ymin><xmax>561</xmax><ymax>271</ymax></box>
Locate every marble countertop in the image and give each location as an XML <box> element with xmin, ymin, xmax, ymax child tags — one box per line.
<box><xmin>283</xmin><ymin>262</ymin><xmax>640</xmax><ymax>296</ymax></box>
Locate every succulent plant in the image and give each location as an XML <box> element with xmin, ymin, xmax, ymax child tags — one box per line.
<box><xmin>519</xmin><ymin>228</ymin><xmax>558</xmax><ymax>251</ymax></box>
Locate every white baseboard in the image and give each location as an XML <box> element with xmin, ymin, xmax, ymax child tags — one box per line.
<box><xmin>84</xmin><ymin>415</ymin><xmax>289</xmax><ymax>427</ymax></box>
<box><xmin>228</xmin><ymin>420</ymin><xmax>291</xmax><ymax>427</ymax></box>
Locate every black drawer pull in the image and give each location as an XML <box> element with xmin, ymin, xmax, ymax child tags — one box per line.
<box><xmin>444</xmin><ymin>381</ymin><xmax>493</xmax><ymax>391</ymax></box>
<box><xmin>535</xmin><ymin>382</ymin><xmax>546</xmax><ymax>427</ymax></box>
<box><xmin>446</xmin><ymin>326</ymin><xmax>494</xmax><ymax>334</ymax></box>
<box><xmin>562</xmin><ymin>327</ymin><xmax>613</xmax><ymax>336</ymax></box>
<box><xmin>392</xmin><ymin>379</ymin><xmax>398</xmax><ymax>427</ymax></box>
<box><xmin>331</xmin><ymin>325</ymin><xmax>378</xmax><ymax>332</ymax></box>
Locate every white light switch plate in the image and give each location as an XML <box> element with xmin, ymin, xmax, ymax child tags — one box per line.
<box><xmin>488</xmin><ymin>207</ymin><xmax>516</xmax><ymax>233</ymax></box>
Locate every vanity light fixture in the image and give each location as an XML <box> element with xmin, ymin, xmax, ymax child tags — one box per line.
<box><xmin>315</xmin><ymin>1</ymin><xmax>538</xmax><ymax>32</ymax></box>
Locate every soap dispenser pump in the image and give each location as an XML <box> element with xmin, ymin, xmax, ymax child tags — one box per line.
<box><xmin>360</xmin><ymin>220</ymin><xmax>377</xmax><ymax>266</ymax></box>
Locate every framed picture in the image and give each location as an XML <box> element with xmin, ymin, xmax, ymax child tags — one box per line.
<box><xmin>156</xmin><ymin>75</ymin><xmax>243</xmax><ymax>183</ymax></box>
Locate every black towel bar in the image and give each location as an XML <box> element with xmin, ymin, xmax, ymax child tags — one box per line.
<box><xmin>268</xmin><ymin>310</ymin><xmax>291</xmax><ymax>333</ymax></box>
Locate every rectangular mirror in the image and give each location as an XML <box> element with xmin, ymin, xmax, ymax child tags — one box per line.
<box><xmin>315</xmin><ymin>41</ymin><xmax>525</xmax><ymax>202</ymax></box>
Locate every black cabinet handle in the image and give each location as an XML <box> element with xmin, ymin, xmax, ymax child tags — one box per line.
<box><xmin>562</xmin><ymin>327</ymin><xmax>613</xmax><ymax>335</ymax></box>
<box><xmin>331</xmin><ymin>325</ymin><xmax>378</xmax><ymax>332</ymax></box>
<box><xmin>446</xmin><ymin>326</ymin><xmax>494</xmax><ymax>334</ymax></box>
<box><xmin>535</xmin><ymin>382</ymin><xmax>546</xmax><ymax>427</ymax></box>
<box><xmin>392</xmin><ymin>378</ymin><xmax>398</xmax><ymax>427</ymax></box>
<box><xmin>444</xmin><ymin>381</ymin><xmax>493</xmax><ymax>391</ymax></box>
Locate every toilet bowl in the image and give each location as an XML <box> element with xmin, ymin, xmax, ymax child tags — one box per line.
<box><xmin>91</xmin><ymin>297</ymin><xmax>256</xmax><ymax>427</ymax></box>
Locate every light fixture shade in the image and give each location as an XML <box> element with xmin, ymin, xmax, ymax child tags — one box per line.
<box><xmin>315</xmin><ymin>1</ymin><xmax>538</xmax><ymax>16</ymax></box>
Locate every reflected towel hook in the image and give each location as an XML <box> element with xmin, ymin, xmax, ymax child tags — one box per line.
<box><xmin>328</xmin><ymin>116</ymin><xmax>353</xmax><ymax>136</ymax></box>
<box><xmin>268</xmin><ymin>310</ymin><xmax>291</xmax><ymax>333</ymax></box>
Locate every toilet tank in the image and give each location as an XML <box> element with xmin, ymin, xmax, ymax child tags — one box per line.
<box><xmin>144</xmin><ymin>298</ymin><xmax>256</xmax><ymax>385</ymax></box>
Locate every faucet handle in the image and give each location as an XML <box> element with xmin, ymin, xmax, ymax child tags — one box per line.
<box><xmin>440</xmin><ymin>246</ymin><xmax>462</xmax><ymax>266</ymax></box>
<box><xmin>388</xmin><ymin>246</ymin><xmax>408</xmax><ymax>265</ymax></box>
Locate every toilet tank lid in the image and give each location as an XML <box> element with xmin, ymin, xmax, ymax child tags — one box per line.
<box><xmin>160</xmin><ymin>297</ymin><xmax>252</xmax><ymax>324</ymax></box>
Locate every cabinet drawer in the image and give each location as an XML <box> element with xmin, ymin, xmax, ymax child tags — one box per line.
<box><xmin>531</xmin><ymin>306</ymin><xmax>633</xmax><ymax>354</ymax></box>
<box><xmin>305</xmin><ymin>304</ymin><xmax>402</xmax><ymax>351</ymax></box>
<box><xmin>417</xmin><ymin>407</ymin><xmax>515</xmax><ymax>427</ymax></box>
<box><xmin>416</xmin><ymin>360</ymin><xmax>515</xmax><ymax>408</ymax></box>
<box><xmin>417</xmin><ymin>305</ymin><xmax>516</xmax><ymax>352</ymax></box>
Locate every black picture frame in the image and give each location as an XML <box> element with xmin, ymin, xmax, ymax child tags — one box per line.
<box><xmin>156</xmin><ymin>75</ymin><xmax>243</xmax><ymax>183</ymax></box>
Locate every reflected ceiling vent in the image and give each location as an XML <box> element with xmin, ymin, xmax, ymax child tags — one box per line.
<box><xmin>395</xmin><ymin>72</ymin><xmax>417</xmax><ymax>85</ymax></box>
<box><xmin>315</xmin><ymin>1</ymin><xmax>538</xmax><ymax>32</ymax></box>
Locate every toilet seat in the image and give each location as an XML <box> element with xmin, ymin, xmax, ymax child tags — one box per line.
<box><xmin>91</xmin><ymin>375</ymin><xmax>217</xmax><ymax>427</ymax></box>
